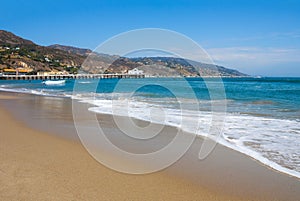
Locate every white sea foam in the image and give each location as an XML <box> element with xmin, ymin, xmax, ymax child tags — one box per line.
<box><xmin>43</xmin><ymin>80</ymin><xmax>66</xmax><ymax>86</ymax></box>
<box><xmin>78</xmin><ymin>81</ymin><xmax>93</xmax><ymax>84</ymax></box>
<box><xmin>0</xmin><ymin>87</ymin><xmax>68</xmax><ymax>97</ymax></box>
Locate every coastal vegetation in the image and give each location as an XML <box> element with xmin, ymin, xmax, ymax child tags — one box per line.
<box><xmin>0</xmin><ymin>30</ymin><xmax>247</xmax><ymax>77</ymax></box>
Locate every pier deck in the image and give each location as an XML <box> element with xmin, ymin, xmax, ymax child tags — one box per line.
<box><xmin>0</xmin><ymin>74</ymin><xmax>145</xmax><ymax>80</ymax></box>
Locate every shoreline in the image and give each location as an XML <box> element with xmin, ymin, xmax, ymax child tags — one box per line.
<box><xmin>2</xmin><ymin>87</ymin><xmax>300</xmax><ymax>180</ymax></box>
<box><xmin>1</xmin><ymin>91</ymin><xmax>300</xmax><ymax>200</ymax></box>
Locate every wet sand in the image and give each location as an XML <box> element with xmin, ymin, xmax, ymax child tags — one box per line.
<box><xmin>0</xmin><ymin>92</ymin><xmax>300</xmax><ymax>200</ymax></box>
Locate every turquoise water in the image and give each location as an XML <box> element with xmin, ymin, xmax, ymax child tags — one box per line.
<box><xmin>0</xmin><ymin>77</ymin><xmax>300</xmax><ymax>178</ymax></box>
<box><xmin>1</xmin><ymin>77</ymin><xmax>299</xmax><ymax>120</ymax></box>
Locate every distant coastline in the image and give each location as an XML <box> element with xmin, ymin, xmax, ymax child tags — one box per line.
<box><xmin>0</xmin><ymin>30</ymin><xmax>248</xmax><ymax>78</ymax></box>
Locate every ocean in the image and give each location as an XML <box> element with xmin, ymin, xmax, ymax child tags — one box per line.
<box><xmin>0</xmin><ymin>77</ymin><xmax>299</xmax><ymax>178</ymax></box>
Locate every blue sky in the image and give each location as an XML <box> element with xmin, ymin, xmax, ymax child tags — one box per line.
<box><xmin>1</xmin><ymin>0</ymin><xmax>300</xmax><ymax>76</ymax></box>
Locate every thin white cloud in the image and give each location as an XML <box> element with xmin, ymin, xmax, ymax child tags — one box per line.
<box><xmin>270</xmin><ymin>31</ymin><xmax>300</xmax><ymax>39</ymax></box>
<box><xmin>228</xmin><ymin>31</ymin><xmax>300</xmax><ymax>42</ymax></box>
<box><xmin>203</xmin><ymin>46</ymin><xmax>300</xmax><ymax>76</ymax></box>
<box><xmin>207</xmin><ymin>47</ymin><xmax>300</xmax><ymax>64</ymax></box>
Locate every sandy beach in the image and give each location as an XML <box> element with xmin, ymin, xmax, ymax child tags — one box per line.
<box><xmin>1</xmin><ymin>92</ymin><xmax>300</xmax><ymax>200</ymax></box>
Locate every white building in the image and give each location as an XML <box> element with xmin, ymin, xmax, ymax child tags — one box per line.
<box><xmin>44</xmin><ymin>57</ymin><xmax>51</xmax><ymax>62</ymax></box>
<box><xmin>128</xmin><ymin>68</ymin><xmax>143</xmax><ymax>75</ymax></box>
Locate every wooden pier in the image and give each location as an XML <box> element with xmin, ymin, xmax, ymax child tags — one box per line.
<box><xmin>0</xmin><ymin>73</ymin><xmax>145</xmax><ymax>81</ymax></box>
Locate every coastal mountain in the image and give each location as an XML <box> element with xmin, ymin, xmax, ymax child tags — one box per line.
<box><xmin>0</xmin><ymin>30</ymin><xmax>247</xmax><ymax>77</ymax></box>
<box><xmin>0</xmin><ymin>30</ymin><xmax>34</xmax><ymax>45</ymax></box>
<box><xmin>83</xmin><ymin>55</ymin><xmax>247</xmax><ymax>76</ymax></box>
<box><xmin>48</xmin><ymin>44</ymin><xmax>92</xmax><ymax>56</ymax></box>
<box><xmin>0</xmin><ymin>30</ymin><xmax>85</xmax><ymax>73</ymax></box>
<box><xmin>128</xmin><ymin>57</ymin><xmax>246</xmax><ymax>77</ymax></box>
